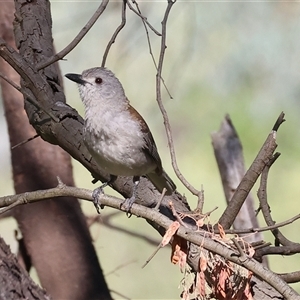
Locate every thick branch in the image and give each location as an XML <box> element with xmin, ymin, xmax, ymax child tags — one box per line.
<box><xmin>212</xmin><ymin>114</ymin><xmax>264</xmax><ymax>243</ymax></box>
<box><xmin>218</xmin><ymin>113</ymin><xmax>285</xmax><ymax>229</ymax></box>
<box><xmin>0</xmin><ymin>184</ymin><xmax>298</xmax><ymax>299</ymax></box>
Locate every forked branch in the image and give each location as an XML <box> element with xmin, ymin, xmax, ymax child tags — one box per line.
<box><xmin>218</xmin><ymin>112</ymin><xmax>285</xmax><ymax>229</ymax></box>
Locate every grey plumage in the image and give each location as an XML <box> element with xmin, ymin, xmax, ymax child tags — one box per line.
<box><xmin>65</xmin><ymin>67</ymin><xmax>176</xmax><ymax>210</ymax></box>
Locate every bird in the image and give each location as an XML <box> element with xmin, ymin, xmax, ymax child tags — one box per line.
<box><xmin>65</xmin><ymin>67</ymin><xmax>176</xmax><ymax>213</ymax></box>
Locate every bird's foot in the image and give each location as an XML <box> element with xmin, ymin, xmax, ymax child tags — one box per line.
<box><xmin>92</xmin><ymin>187</ymin><xmax>105</xmax><ymax>214</ymax></box>
<box><xmin>92</xmin><ymin>175</ymin><xmax>117</xmax><ymax>214</ymax></box>
<box><xmin>120</xmin><ymin>195</ymin><xmax>136</xmax><ymax>217</ymax></box>
<box><xmin>120</xmin><ymin>176</ymin><xmax>139</xmax><ymax>217</ymax></box>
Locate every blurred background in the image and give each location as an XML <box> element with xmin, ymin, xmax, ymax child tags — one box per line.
<box><xmin>1</xmin><ymin>0</ymin><xmax>300</xmax><ymax>298</ymax></box>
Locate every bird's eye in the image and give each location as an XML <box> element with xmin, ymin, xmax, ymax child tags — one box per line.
<box><xmin>95</xmin><ymin>77</ymin><xmax>102</xmax><ymax>84</ymax></box>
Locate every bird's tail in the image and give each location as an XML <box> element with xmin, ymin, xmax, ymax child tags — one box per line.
<box><xmin>146</xmin><ymin>170</ymin><xmax>176</xmax><ymax>195</ymax></box>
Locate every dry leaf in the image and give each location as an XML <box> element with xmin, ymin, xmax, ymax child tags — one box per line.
<box><xmin>161</xmin><ymin>221</ymin><xmax>180</xmax><ymax>247</ymax></box>
<box><xmin>199</xmin><ymin>253</ymin><xmax>207</xmax><ymax>272</ymax></box>
<box><xmin>171</xmin><ymin>235</ymin><xmax>188</xmax><ymax>271</ymax></box>
<box><xmin>218</xmin><ymin>223</ymin><xmax>226</xmax><ymax>239</ymax></box>
<box><xmin>213</xmin><ymin>261</ymin><xmax>233</xmax><ymax>300</ymax></box>
<box><xmin>197</xmin><ymin>271</ymin><xmax>206</xmax><ymax>297</ymax></box>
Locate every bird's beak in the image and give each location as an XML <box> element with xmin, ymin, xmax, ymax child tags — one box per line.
<box><xmin>65</xmin><ymin>73</ymin><xmax>87</xmax><ymax>85</ymax></box>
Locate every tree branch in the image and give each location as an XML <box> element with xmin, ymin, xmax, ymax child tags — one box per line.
<box><xmin>127</xmin><ymin>1</ymin><xmax>161</xmax><ymax>36</ymax></box>
<box><xmin>36</xmin><ymin>0</ymin><xmax>109</xmax><ymax>70</ymax></box>
<box><xmin>212</xmin><ymin>114</ymin><xmax>264</xmax><ymax>244</ymax></box>
<box><xmin>0</xmin><ymin>183</ymin><xmax>298</xmax><ymax>299</ymax></box>
<box><xmin>223</xmin><ymin>213</ymin><xmax>300</xmax><ymax>235</ymax></box>
<box><xmin>257</xmin><ymin>152</ymin><xmax>299</xmax><ymax>247</ymax></box>
<box><xmin>101</xmin><ymin>0</ymin><xmax>126</xmax><ymax>67</ymax></box>
<box><xmin>156</xmin><ymin>0</ymin><xmax>201</xmax><ymax>200</ymax></box>
<box><xmin>218</xmin><ymin>112</ymin><xmax>285</xmax><ymax>229</ymax></box>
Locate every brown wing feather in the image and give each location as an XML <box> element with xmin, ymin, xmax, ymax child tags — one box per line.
<box><xmin>127</xmin><ymin>104</ymin><xmax>163</xmax><ymax>175</ymax></box>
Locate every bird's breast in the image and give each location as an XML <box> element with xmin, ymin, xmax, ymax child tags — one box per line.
<box><xmin>83</xmin><ymin>111</ymin><xmax>156</xmax><ymax>176</ymax></box>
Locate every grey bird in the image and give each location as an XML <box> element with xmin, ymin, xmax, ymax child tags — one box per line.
<box><xmin>65</xmin><ymin>67</ymin><xmax>176</xmax><ymax>212</ymax></box>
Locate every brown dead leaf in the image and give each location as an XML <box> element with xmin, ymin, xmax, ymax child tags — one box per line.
<box><xmin>171</xmin><ymin>235</ymin><xmax>188</xmax><ymax>271</ymax></box>
<box><xmin>213</xmin><ymin>261</ymin><xmax>233</xmax><ymax>300</ymax></box>
<box><xmin>161</xmin><ymin>221</ymin><xmax>180</xmax><ymax>247</ymax></box>
<box><xmin>199</xmin><ymin>252</ymin><xmax>207</xmax><ymax>272</ymax></box>
<box><xmin>197</xmin><ymin>271</ymin><xmax>206</xmax><ymax>297</ymax></box>
<box><xmin>218</xmin><ymin>223</ymin><xmax>226</xmax><ymax>239</ymax></box>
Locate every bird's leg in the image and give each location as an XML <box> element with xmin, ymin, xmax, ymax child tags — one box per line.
<box><xmin>92</xmin><ymin>175</ymin><xmax>117</xmax><ymax>214</ymax></box>
<box><xmin>121</xmin><ymin>176</ymin><xmax>140</xmax><ymax>214</ymax></box>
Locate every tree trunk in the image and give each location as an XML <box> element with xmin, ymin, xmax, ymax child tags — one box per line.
<box><xmin>0</xmin><ymin>2</ymin><xmax>112</xmax><ymax>299</ymax></box>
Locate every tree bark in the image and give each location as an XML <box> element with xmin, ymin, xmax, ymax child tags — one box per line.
<box><xmin>0</xmin><ymin>237</ymin><xmax>49</xmax><ymax>300</ymax></box>
<box><xmin>0</xmin><ymin>2</ymin><xmax>111</xmax><ymax>299</ymax></box>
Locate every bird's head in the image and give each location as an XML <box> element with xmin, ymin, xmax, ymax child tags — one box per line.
<box><xmin>65</xmin><ymin>67</ymin><xmax>127</xmax><ymax>109</ymax></box>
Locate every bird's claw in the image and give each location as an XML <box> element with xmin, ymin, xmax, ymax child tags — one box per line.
<box><xmin>92</xmin><ymin>187</ymin><xmax>105</xmax><ymax>214</ymax></box>
<box><xmin>120</xmin><ymin>196</ymin><xmax>136</xmax><ymax>217</ymax></box>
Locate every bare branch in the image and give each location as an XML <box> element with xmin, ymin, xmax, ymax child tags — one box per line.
<box><xmin>11</xmin><ymin>134</ymin><xmax>39</xmax><ymax>150</ymax></box>
<box><xmin>127</xmin><ymin>1</ymin><xmax>161</xmax><ymax>36</ymax></box>
<box><xmin>256</xmin><ymin>244</ymin><xmax>300</xmax><ymax>257</ymax></box>
<box><xmin>273</xmin><ymin>111</ymin><xmax>285</xmax><ymax>131</ymax></box>
<box><xmin>0</xmin><ymin>184</ymin><xmax>298</xmax><ymax>298</ymax></box>
<box><xmin>218</xmin><ymin>112</ymin><xmax>285</xmax><ymax>229</ymax></box>
<box><xmin>223</xmin><ymin>213</ymin><xmax>300</xmax><ymax>235</ymax></box>
<box><xmin>131</xmin><ymin>0</ymin><xmax>172</xmax><ymax>99</ymax></box>
<box><xmin>0</xmin><ymin>71</ymin><xmax>22</xmax><ymax>92</ymax></box>
<box><xmin>257</xmin><ymin>152</ymin><xmax>299</xmax><ymax>247</ymax></box>
<box><xmin>156</xmin><ymin>0</ymin><xmax>201</xmax><ymax>199</ymax></box>
<box><xmin>37</xmin><ymin>0</ymin><xmax>109</xmax><ymax>70</ymax></box>
<box><xmin>278</xmin><ymin>271</ymin><xmax>300</xmax><ymax>284</ymax></box>
<box><xmin>101</xmin><ymin>0</ymin><xmax>126</xmax><ymax>67</ymax></box>
<box><xmin>212</xmin><ymin>114</ymin><xmax>263</xmax><ymax>243</ymax></box>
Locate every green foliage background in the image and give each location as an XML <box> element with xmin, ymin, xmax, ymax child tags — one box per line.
<box><xmin>1</xmin><ymin>1</ymin><xmax>300</xmax><ymax>298</ymax></box>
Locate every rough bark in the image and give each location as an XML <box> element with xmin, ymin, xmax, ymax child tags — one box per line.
<box><xmin>0</xmin><ymin>237</ymin><xmax>49</xmax><ymax>300</ymax></box>
<box><xmin>0</xmin><ymin>2</ymin><xmax>111</xmax><ymax>299</ymax></box>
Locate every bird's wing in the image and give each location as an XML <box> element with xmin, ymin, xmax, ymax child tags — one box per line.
<box><xmin>127</xmin><ymin>104</ymin><xmax>163</xmax><ymax>175</ymax></box>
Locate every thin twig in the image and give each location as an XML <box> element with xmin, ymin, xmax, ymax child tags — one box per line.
<box><xmin>101</xmin><ymin>0</ymin><xmax>126</xmax><ymax>67</ymax></box>
<box><xmin>256</xmin><ymin>244</ymin><xmax>300</xmax><ymax>257</ymax></box>
<box><xmin>232</xmin><ymin>238</ymin><xmax>247</xmax><ymax>261</ymax></box>
<box><xmin>0</xmin><ymin>71</ymin><xmax>22</xmax><ymax>92</ymax></box>
<box><xmin>169</xmin><ymin>201</ymin><xmax>187</xmax><ymax>227</ymax></box>
<box><xmin>127</xmin><ymin>1</ymin><xmax>161</xmax><ymax>36</ymax></box>
<box><xmin>11</xmin><ymin>134</ymin><xmax>39</xmax><ymax>150</ymax></box>
<box><xmin>257</xmin><ymin>152</ymin><xmax>297</xmax><ymax>247</ymax></box>
<box><xmin>196</xmin><ymin>185</ymin><xmax>205</xmax><ymax>213</ymax></box>
<box><xmin>223</xmin><ymin>213</ymin><xmax>300</xmax><ymax>235</ymax></box>
<box><xmin>105</xmin><ymin>259</ymin><xmax>137</xmax><ymax>276</ymax></box>
<box><xmin>131</xmin><ymin>0</ymin><xmax>172</xmax><ymax>99</ymax></box>
<box><xmin>37</xmin><ymin>0</ymin><xmax>109</xmax><ymax>70</ymax></box>
<box><xmin>156</xmin><ymin>0</ymin><xmax>201</xmax><ymax>198</ymax></box>
<box><xmin>154</xmin><ymin>188</ymin><xmax>167</xmax><ymax>210</ymax></box>
<box><xmin>141</xmin><ymin>243</ymin><xmax>163</xmax><ymax>269</ymax></box>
